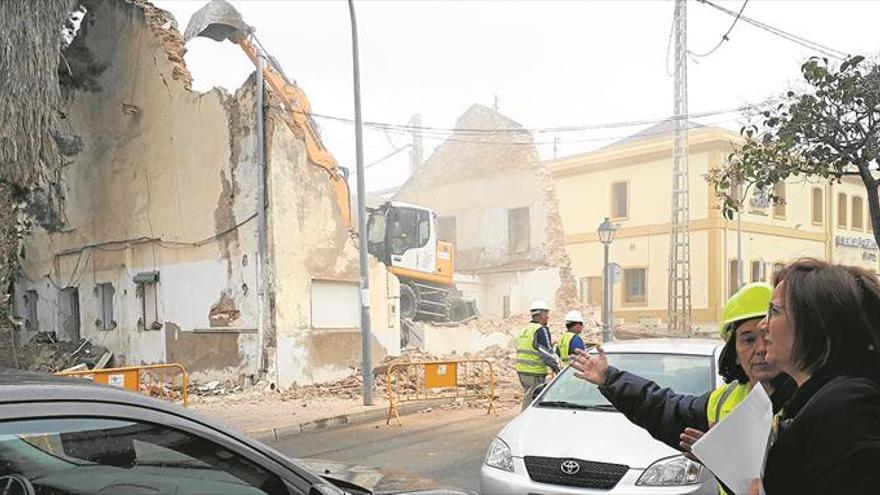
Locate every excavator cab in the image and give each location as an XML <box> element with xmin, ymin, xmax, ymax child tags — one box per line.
<box><xmin>366</xmin><ymin>202</ymin><xmax>435</xmax><ymax>274</ymax></box>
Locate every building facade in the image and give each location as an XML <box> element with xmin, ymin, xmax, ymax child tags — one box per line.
<box><xmin>395</xmin><ymin>104</ymin><xmax>577</xmax><ymax>319</ymax></box>
<box><xmin>10</xmin><ymin>0</ymin><xmax>400</xmax><ymax>386</ymax></box>
<box><xmin>549</xmin><ymin>123</ymin><xmax>879</xmax><ymax>328</ymax></box>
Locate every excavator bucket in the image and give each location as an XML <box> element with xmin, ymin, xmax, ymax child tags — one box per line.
<box><xmin>183</xmin><ymin>0</ymin><xmax>252</xmax><ymax>44</ymax></box>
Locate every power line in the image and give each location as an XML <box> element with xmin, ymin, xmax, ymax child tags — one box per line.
<box><xmin>696</xmin><ymin>0</ymin><xmax>848</xmax><ymax>60</ymax></box>
<box><xmin>690</xmin><ymin>0</ymin><xmax>749</xmax><ymax>58</ymax></box>
<box><xmin>284</xmin><ymin>104</ymin><xmax>749</xmax><ymax>138</ymax></box>
<box><xmin>365</xmin><ymin>144</ymin><xmax>411</xmax><ymax>169</ymax></box>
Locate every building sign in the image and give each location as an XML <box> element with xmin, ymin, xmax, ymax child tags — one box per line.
<box><xmin>835</xmin><ymin>235</ymin><xmax>878</xmax><ymax>251</ymax></box>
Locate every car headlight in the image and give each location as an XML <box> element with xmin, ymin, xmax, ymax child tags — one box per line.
<box><xmin>636</xmin><ymin>455</ymin><xmax>703</xmax><ymax>486</ymax></box>
<box><xmin>484</xmin><ymin>437</ymin><xmax>514</xmax><ymax>472</ymax></box>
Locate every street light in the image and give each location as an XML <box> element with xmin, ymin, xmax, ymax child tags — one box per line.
<box><xmin>597</xmin><ymin>217</ymin><xmax>618</xmax><ymax>342</ymax></box>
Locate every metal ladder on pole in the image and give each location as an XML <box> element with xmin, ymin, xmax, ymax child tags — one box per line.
<box><xmin>668</xmin><ymin>0</ymin><xmax>692</xmax><ymax>335</ymax></box>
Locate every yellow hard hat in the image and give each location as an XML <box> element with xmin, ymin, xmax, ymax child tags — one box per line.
<box><xmin>720</xmin><ymin>282</ymin><xmax>772</xmax><ymax>341</ymax></box>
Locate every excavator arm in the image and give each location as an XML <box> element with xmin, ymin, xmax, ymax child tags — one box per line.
<box><xmin>236</xmin><ymin>38</ymin><xmax>353</xmax><ymax>228</ymax></box>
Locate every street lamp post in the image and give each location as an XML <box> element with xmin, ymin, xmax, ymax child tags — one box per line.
<box><xmin>347</xmin><ymin>0</ymin><xmax>373</xmax><ymax>406</ymax></box>
<box><xmin>597</xmin><ymin>217</ymin><xmax>618</xmax><ymax>342</ymax></box>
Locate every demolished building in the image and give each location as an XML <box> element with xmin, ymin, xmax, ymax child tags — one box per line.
<box><xmin>11</xmin><ymin>0</ymin><xmax>400</xmax><ymax>387</ymax></box>
<box><xmin>394</xmin><ymin>104</ymin><xmax>578</xmax><ymax>320</ymax></box>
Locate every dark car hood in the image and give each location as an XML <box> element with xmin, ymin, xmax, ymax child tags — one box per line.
<box><xmin>295</xmin><ymin>458</ymin><xmax>473</xmax><ymax>495</ymax></box>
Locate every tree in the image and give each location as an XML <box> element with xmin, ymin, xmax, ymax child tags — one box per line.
<box><xmin>707</xmin><ymin>55</ymin><xmax>880</xmax><ymax>249</ymax></box>
<box><xmin>0</xmin><ymin>0</ymin><xmax>77</xmax><ymax>364</ymax></box>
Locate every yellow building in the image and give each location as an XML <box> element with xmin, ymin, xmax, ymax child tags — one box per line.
<box><xmin>548</xmin><ymin>122</ymin><xmax>879</xmax><ymax>328</ymax></box>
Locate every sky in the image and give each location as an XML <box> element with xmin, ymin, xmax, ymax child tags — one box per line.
<box><xmin>153</xmin><ymin>0</ymin><xmax>880</xmax><ymax>193</ymax></box>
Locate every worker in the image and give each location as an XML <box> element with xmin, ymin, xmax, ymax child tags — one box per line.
<box><xmin>515</xmin><ymin>300</ymin><xmax>560</xmax><ymax>411</ymax></box>
<box><xmin>558</xmin><ymin>310</ymin><xmax>588</xmax><ymax>365</ymax></box>
<box><xmin>571</xmin><ymin>282</ymin><xmax>796</xmax><ymax>495</ymax></box>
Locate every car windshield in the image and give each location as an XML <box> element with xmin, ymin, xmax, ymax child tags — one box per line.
<box><xmin>538</xmin><ymin>352</ymin><xmax>714</xmax><ymax>409</ymax></box>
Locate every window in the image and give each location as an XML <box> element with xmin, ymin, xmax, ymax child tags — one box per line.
<box><xmin>749</xmin><ymin>186</ymin><xmax>770</xmax><ymax>214</ymax></box>
<box><xmin>838</xmin><ymin>192</ymin><xmax>848</xmax><ymax>228</ymax></box>
<box><xmin>24</xmin><ymin>290</ymin><xmax>38</xmax><ymax>331</ymax></box>
<box><xmin>751</xmin><ymin>261</ymin><xmax>766</xmax><ymax>283</ymax></box>
<box><xmin>0</xmin><ymin>417</ymin><xmax>288</xmax><ymax>494</ymax></box>
<box><xmin>773</xmin><ymin>182</ymin><xmax>786</xmax><ymax>218</ymax></box>
<box><xmin>96</xmin><ymin>283</ymin><xmax>116</xmax><ymax>331</ymax></box>
<box><xmin>623</xmin><ymin>268</ymin><xmax>646</xmax><ymax>303</ymax></box>
<box><xmin>137</xmin><ymin>283</ymin><xmax>159</xmax><ymax>330</ymax></box>
<box><xmin>853</xmin><ymin>196</ymin><xmax>864</xmax><ymax>230</ymax></box>
<box><xmin>388</xmin><ymin>207</ymin><xmax>431</xmax><ymax>256</ymax></box>
<box><xmin>772</xmin><ymin>262</ymin><xmax>786</xmax><ymax>281</ymax></box>
<box><xmin>437</xmin><ymin>216</ymin><xmax>457</xmax><ymax>244</ymax></box>
<box><xmin>729</xmin><ymin>259</ymin><xmax>741</xmax><ymax>298</ymax></box>
<box><xmin>611</xmin><ymin>182</ymin><xmax>628</xmax><ymax>219</ymax></box>
<box><xmin>311</xmin><ymin>280</ymin><xmax>359</xmax><ymax>329</ymax></box>
<box><xmin>812</xmin><ymin>187</ymin><xmax>824</xmax><ymax>224</ymax></box>
<box><xmin>508</xmin><ymin>207</ymin><xmax>531</xmax><ymax>253</ymax></box>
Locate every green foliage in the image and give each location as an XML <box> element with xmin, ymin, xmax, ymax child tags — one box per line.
<box><xmin>707</xmin><ymin>56</ymin><xmax>880</xmax><ymax>240</ymax></box>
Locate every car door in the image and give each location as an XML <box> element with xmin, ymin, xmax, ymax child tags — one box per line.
<box><xmin>0</xmin><ymin>400</ymin><xmax>344</xmax><ymax>495</ymax></box>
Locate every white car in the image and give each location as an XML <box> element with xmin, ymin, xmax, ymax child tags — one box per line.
<box><xmin>480</xmin><ymin>339</ymin><xmax>723</xmax><ymax>494</ymax></box>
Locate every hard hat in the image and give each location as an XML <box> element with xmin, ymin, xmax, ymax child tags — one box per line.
<box><xmin>720</xmin><ymin>282</ymin><xmax>772</xmax><ymax>341</ymax></box>
<box><xmin>529</xmin><ymin>300</ymin><xmax>550</xmax><ymax>313</ymax></box>
<box><xmin>564</xmin><ymin>310</ymin><xmax>584</xmax><ymax>323</ymax></box>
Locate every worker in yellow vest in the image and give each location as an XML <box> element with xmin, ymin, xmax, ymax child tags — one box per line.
<box><xmin>557</xmin><ymin>310</ymin><xmax>588</xmax><ymax>366</ymax></box>
<box><xmin>570</xmin><ymin>283</ymin><xmax>796</xmax><ymax>495</ymax></box>
<box><xmin>515</xmin><ymin>300</ymin><xmax>560</xmax><ymax>411</ymax></box>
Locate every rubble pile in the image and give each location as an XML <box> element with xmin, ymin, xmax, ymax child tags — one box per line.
<box><xmin>15</xmin><ymin>332</ymin><xmax>112</xmax><ymax>372</ymax></box>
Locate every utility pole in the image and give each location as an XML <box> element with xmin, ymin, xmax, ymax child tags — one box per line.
<box><xmin>409</xmin><ymin>113</ymin><xmax>423</xmax><ymax>175</ymax></box>
<box><xmin>348</xmin><ymin>0</ymin><xmax>373</xmax><ymax>406</ymax></box>
<box><xmin>667</xmin><ymin>0</ymin><xmax>692</xmax><ymax>336</ymax></box>
<box><xmin>255</xmin><ymin>54</ymin><xmax>269</xmax><ymax>374</ymax></box>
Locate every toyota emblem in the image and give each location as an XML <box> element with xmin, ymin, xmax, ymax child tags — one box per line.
<box><xmin>560</xmin><ymin>459</ymin><xmax>581</xmax><ymax>475</ymax></box>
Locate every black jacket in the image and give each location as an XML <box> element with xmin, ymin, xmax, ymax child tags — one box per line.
<box><xmin>598</xmin><ymin>366</ymin><xmax>795</xmax><ymax>452</ymax></box>
<box><xmin>598</xmin><ymin>366</ymin><xmax>711</xmax><ymax>450</ymax></box>
<box><xmin>763</xmin><ymin>366</ymin><xmax>880</xmax><ymax>495</ymax></box>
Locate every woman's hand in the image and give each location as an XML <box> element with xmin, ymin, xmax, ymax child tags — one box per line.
<box><xmin>570</xmin><ymin>346</ymin><xmax>609</xmax><ymax>386</ymax></box>
<box><xmin>679</xmin><ymin>427</ymin><xmax>705</xmax><ymax>461</ymax></box>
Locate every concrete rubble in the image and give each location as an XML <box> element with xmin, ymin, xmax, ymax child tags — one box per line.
<box><xmin>14</xmin><ymin>332</ymin><xmax>113</xmax><ymax>373</ymax></box>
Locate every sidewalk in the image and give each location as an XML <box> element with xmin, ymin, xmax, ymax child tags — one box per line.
<box><xmin>190</xmin><ymin>392</ymin><xmax>460</xmax><ymax>441</ymax></box>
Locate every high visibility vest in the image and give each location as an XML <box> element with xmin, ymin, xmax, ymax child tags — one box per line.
<box><xmin>706</xmin><ymin>381</ymin><xmax>751</xmax><ymax>495</ymax></box>
<box><xmin>515</xmin><ymin>322</ymin><xmax>548</xmax><ymax>376</ymax></box>
<box><xmin>559</xmin><ymin>331</ymin><xmax>577</xmax><ymax>364</ymax></box>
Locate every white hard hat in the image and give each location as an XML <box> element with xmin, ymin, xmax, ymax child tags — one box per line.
<box><xmin>565</xmin><ymin>310</ymin><xmax>584</xmax><ymax>323</ymax></box>
<box><xmin>529</xmin><ymin>300</ymin><xmax>550</xmax><ymax>312</ymax></box>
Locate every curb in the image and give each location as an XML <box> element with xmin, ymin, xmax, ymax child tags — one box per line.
<box><xmin>251</xmin><ymin>398</ymin><xmax>453</xmax><ymax>442</ymax></box>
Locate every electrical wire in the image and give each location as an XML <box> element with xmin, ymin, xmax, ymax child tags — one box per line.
<box><xmin>365</xmin><ymin>144</ymin><xmax>411</xmax><ymax>170</ymax></box>
<box><xmin>690</xmin><ymin>0</ymin><xmax>749</xmax><ymax>58</ymax></box>
<box><xmin>696</xmin><ymin>0</ymin><xmax>848</xmax><ymax>60</ymax></box>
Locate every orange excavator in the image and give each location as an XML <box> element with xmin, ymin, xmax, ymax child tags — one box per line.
<box><xmin>184</xmin><ymin>0</ymin><xmax>477</xmax><ymax>323</ymax></box>
<box><xmin>184</xmin><ymin>0</ymin><xmax>351</xmax><ymax>226</ymax></box>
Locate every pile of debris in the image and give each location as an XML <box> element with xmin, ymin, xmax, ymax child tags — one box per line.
<box><xmin>15</xmin><ymin>332</ymin><xmax>112</xmax><ymax>373</ymax></box>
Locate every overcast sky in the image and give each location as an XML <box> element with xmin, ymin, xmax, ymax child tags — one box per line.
<box><xmin>154</xmin><ymin>0</ymin><xmax>880</xmax><ymax>192</ymax></box>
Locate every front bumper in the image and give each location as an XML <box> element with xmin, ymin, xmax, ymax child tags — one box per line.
<box><xmin>479</xmin><ymin>458</ymin><xmax>716</xmax><ymax>495</ymax></box>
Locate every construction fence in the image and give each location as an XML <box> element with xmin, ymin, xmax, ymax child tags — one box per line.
<box><xmin>56</xmin><ymin>363</ymin><xmax>189</xmax><ymax>406</ymax></box>
<box><xmin>385</xmin><ymin>359</ymin><xmax>496</xmax><ymax>425</ymax></box>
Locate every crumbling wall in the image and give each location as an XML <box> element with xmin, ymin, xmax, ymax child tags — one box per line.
<box><xmin>264</xmin><ymin>109</ymin><xmax>400</xmax><ymax>387</ymax></box>
<box><xmin>15</xmin><ymin>0</ymin><xmax>259</xmax><ymax>379</ymax></box>
<box><xmin>394</xmin><ymin>104</ymin><xmax>578</xmax><ymax>316</ymax></box>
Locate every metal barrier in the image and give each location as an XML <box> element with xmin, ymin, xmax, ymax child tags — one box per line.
<box><xmin>56</xmin><ymin>363</ymin><xmax>189</xmax><ymax>406</ymax></box>
<box><xmin>385</xmin><ymin>359</ymin><xmax>495</xmax><ymax>425</ymax></box>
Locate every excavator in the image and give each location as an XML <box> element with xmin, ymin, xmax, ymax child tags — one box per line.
<box><xmin>184</xmin><ymin>0</ymin><xmax>478</xmax><ymax>324</ymax></box>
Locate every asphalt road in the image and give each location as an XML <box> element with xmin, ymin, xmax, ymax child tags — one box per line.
<box><xmin>269</xmin><ymin>406</ymin><xmax>518</xmax><ymax>492</ymax></box>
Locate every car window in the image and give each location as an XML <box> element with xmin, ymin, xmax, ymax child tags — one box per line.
<box><xmin>539</xmin><ymin>352</ymin><xmax>714</xmax><ymax>408</ymax></box>
<box><xmin>0</xmin><ymin>417</ymin><xmax>292</xmax><ymax>495</ymax></box>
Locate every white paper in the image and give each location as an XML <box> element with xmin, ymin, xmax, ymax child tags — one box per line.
<box><xmin>691</xmin><ymin>384</ymin><xmax>773</xmax><ymax>495</ymax></box>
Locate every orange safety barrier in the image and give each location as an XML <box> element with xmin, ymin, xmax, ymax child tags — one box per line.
<box><xmin>385</xmin><ymin>359</ymin><xmax>495</xmax><ymax>425</ymax></box>
<box><xmin>56</xmin><ymin>363</ymin><xmax>189</xmax><ymax>406</ymax></box>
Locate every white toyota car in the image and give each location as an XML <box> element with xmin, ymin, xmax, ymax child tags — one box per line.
<box><xmin>480</xmin><ymin>339</ymin><xmax>723</xmax><ymax>494</ymax></box>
